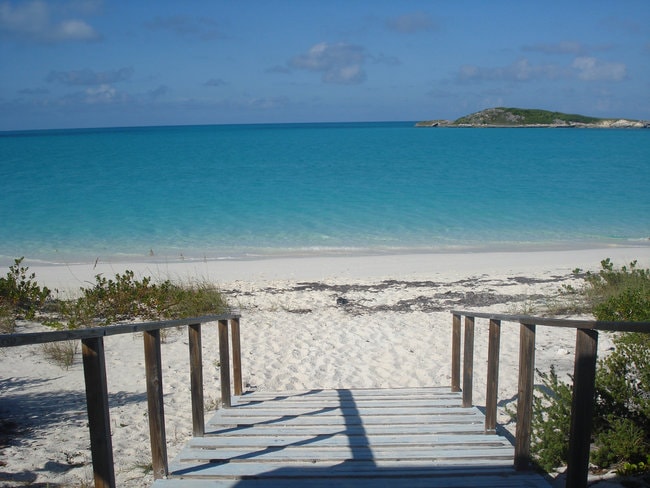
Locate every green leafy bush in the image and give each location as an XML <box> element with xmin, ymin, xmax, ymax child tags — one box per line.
<box><xmin>0</xmin><ymin>302</ymin><xmax>15</xmax><ymax>333</ymax></box>
<box><xmin>532</xmin><ymin>259</ymin><xmax>650</xmax><ymax>473</ymax></box>
<box><xmin>62</xmin><ymin>270</ymin><xmax>229</xmax><ymax>328</ymax></box>
<box><xmin>531</xmin><ymin>365</ymin><xmax>573</xmax><ymax>471</ymax></box>
<box><xmin>0</xmin><ymin>259</ymin><xmax>229</xmax><ymax>332</ymax></box>
<box><xmin>0</xmin><ymin>257</ymin><xmax>51</xmax><ymax>319</ymax></box>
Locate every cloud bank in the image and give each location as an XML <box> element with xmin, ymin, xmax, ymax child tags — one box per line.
<box><xmin>0</xmin><ymin>0</ymin><xmax>100</xmax><ymax>43</ymax></box>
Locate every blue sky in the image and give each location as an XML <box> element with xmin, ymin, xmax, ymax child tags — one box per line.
<box><xmin>1</xmin><ymin>1</ymin><xmax>649</xmax><ymax>130</ymax></box>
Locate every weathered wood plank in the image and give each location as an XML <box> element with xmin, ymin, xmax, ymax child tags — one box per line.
<box><xmin>232</xmin><ymin>397</ymin><xmax>461</xmax><ymax>409</ymax></box>
<box><xmin>235</xmin><ymin>386</ymin><xmax>452</xmax><ymax>399</ymax></box>
<box><xmin>167</xmin><ymin>458</ymin><xmax>528</xmax><ymax>479</ymax></box>
<box><xmin>206</xmin><ymin>413</ymin><xmax>484</xmax><ymax>428</ymax></box>
<box><xmin>188</xmin><ymin>433</ymin><xmax>512</xmax><ymax>448</ymax></box>
<box><xmin>206</xmin><ymin>423</ymin><xmax>487</xmax><ymax>436</ymax></box>
<box><xmin>0</xmin><ymin>313</ymin><xmax>240</xmax><ymax>347</ymax></box>
<box><xmin>176</xmin><ymin>445</ymin><xmax>515</xmax><ymax>463</ymax></box>
<box><xmin>452</xmin><ymin>313</ymin><xmax>462</xmax><ymax>392</ymax></box>
<box><xmin>449</xmin><ymin>310</ymin><xmax>650</xmax><ymax>332</ymax></box>
<box><xmin>143</xmin><ymin>329</ymin><xmax>168</xmax><ymax>480</ymax></box>
<box><xmin>566</xmin><ymin>328</ymin><xmax>599</xmax><ymax>488</ymax></box>
<box><xmin>156</xmin><ymin>473</ymin><xmax>551</xmax><ymax>488</ymax></box>
<box><xmin>188</xmin><ymin>323</ymin><xmax>204</xmax><ymax>437</ymax></box>
<box><xmin>81</xmin><ymin>337</ymin><xmax>115</xmax><ymax>488</ymax></box>
<box><xmin>515</xmin><ymin>322</ymin><xmax>536</xmax><ymax>470</ymax></box>
<box><xmin>213</xmin><ymin>405</ymin><xmax>477</xmax><ymax>416</ymax></box>
<box><xmin>218</xmin><ymin>319</ymin><xmax>231</xmax><ymax>408</ymax></box>
<box><xmin>230</xmin><ymin>318</ymin><xmax>243</xmax><ymax>396</ymax></box>
<box><xmin>462</xmin><ymin>316</ymin><xmax>475</xmax><ymax>407</ymax></box>
<box><xmin>485</xmin><ymin>318</ymin><xmax>501</xmax><ymax>433</ymax></box>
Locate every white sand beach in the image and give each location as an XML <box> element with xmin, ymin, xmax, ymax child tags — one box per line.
<box><xmin>1</xmin><ymin>247</ymin><xmax>649</xmax><ymax>487</ymax></box>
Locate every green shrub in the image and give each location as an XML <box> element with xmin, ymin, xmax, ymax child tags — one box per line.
<box><xmin>592</xmin><ymin>416</ymin><xmax>648</xmax><ymax>468</ymax></box>
<box><xmin>585</xmin><ymin>259</ymin><xmax>650</xmax><ymax>321</ymax></box>
<box><xmin>531</xmin><ymin>365</ymin><xmax>573</xmax><ymax>472</ymax></box>
<box><xmin>532</xmin><ymin>259</ymin><xmax>650</xmax><ymax>473</ymax></box>
<box><xmin>0</xmin><ymin>259</ymin><xmax>230</xmax><ymax>331</ymax></box>
<box><xmin>0</xmin><ymin>302</ymin><xmax>15</xmax><ymax>333</ymax></box>
<box><xmin>0</xmin><ymin>257</ymin><xmax>51</xmax><ymax>319</ymax></box>
<box><xmin>61</xmin><ymin>270</ymin><xmax>229</xmax><ymax>328</ymax></box>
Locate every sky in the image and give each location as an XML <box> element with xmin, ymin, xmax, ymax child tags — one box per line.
<box><xmin>1</xmin><ymin>1</ymin><xmax>649</xmax><ymax>131</ymax></box>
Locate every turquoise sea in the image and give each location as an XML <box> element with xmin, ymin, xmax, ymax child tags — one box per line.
<box><xmin>1</xmin><ymin>122</ymin><xmax>649</xmax><ymax>265</ymax></box>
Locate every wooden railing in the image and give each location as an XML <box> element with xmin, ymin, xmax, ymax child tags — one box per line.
<box><xmin>451</xmin><ymin>311</ymin><xmax>650</xmax><ymax>488</ymax></box>
<box><xmin>0</xmin><ymin>313</ymin><xmax>242</xmax><ymax>488</ymax></box>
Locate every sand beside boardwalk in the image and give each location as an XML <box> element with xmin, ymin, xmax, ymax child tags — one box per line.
<box><xmin>1</xmin><ymin>247</ymin><xmax>649</xmax><ymax>487</ymax></box>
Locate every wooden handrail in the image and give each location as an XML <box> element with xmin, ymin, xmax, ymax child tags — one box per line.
<box><xmin>450</xmin><ymin>310</ymin><xmax>650</xmax><ymax>488</ymax></box>
<box><xmin>0</xmin><ymin>313</ymin><xmax>243</xmax><ymax>487</ymax></box>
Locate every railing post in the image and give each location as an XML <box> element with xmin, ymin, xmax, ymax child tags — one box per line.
<box><xmin>218</xmin><ymin>319</ymin><xmax>232</xmax><ymax>408</ymax></box>
<box><xmin>485</xmin><ymin>318</ymin><xmax>501</xmax><ymax>433</ymax></box>
<box><xmin>143</xmin><ymin>329</ymin><xmax>168</xmax><ymax>479</ymax></box>
<box><xmin>188</xmin><ymin>323</ymin><xmax>204</xmax><ymax>436</ymax></box>
<box><xmin>565</xmin><ymin>328</ymin><xmax>599</xmax><ymax>488</ymax></box>
<box><xmin>451</xmin><ymin>314</ymin><xmax>461</xmax><ymax>392</ymax></box>
<box><xmin>230</xmin><ymin>318</ymin><xmax>243</xmax><ymax>396</ymax></box>
<box><xmin>462</xmin><ymin>316</ymin><xmax>475</xmax><ymax>408</ymax></box>
<box><xmin>82</xmin><ymin>337</ymin><xmax>116</xmax><ymax>488</ymax></box>
<box><xmin>515</xmin><ymin>321</ymin><xmax>536</xmax><ymax>470</ymax></box>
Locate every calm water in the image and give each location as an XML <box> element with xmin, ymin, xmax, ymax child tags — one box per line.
<box><xmin>1</xmin><ymin>122</ymin><xmax>649</xmax><ymax>265</ymax></box>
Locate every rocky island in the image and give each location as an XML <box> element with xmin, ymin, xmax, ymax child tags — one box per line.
<box><xmin>416</xmin><ymin>107</ymin><xmax>649</xmax><ymax>128</ymax></box>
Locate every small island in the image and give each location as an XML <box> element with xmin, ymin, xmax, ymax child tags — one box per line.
<box><xmin>416</xmin><ymin>107</ymin><xmax>649</xmax><ymax>128</ymax></box>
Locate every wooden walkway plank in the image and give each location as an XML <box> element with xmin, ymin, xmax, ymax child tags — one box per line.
<box><xmin>186</xmin><ymin>433</ymin><xmax>513</xmax><ymax>449</ymax></box>
<box><xmin>155</xmin><ymin>388</ymin><xmax>550</xmax><ymax>487</ymax></box>
<box><xmin>207</xmin><ymin>422</ymin><xmax>487</xmax><ymax>437</ymax></box>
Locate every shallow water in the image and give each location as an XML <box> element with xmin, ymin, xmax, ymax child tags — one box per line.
<box><xmin>1</xmin><ymin>123</ymin><xmax>649</xmax><ymax>264</ymax></box>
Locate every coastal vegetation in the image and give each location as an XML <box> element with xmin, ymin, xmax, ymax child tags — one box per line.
<box><xmin>416</xmin><ymin>107</ymin><xmax>648</xmax><ymax>128</ymax></box>
<box><xmin>0</xmin><ymin>257</ymin><xmax>229</xmax><ymax>334</ymax></box>
<box><xmin>532</xmin><ymin>259</ymin><xmax>650</xmax><ymax>476</ymax></box>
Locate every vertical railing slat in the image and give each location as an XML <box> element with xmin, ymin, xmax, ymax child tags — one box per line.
<box><xmin>451</xmin><ymin>314</ymin><xmax>462</xmax><ymax>392</ymax></box>
<box><xmin>485</xmin><ymin>318</ymin><xmax>501</xmax><ymax>433</ymax></box>
<box><xmin>230</xmin><ymin>318</ymin><xmax>243</xmax><ymax>396</ymax></box>
<box><xmin>82</xmin><ymin>337</ymin><xmax>116</xmax><ymax>488</ymax></box>
<box><xmin>462</xmin><ymin>316</ymin><xmax>475</xmax><ymax>408</ymax></box>
<box><xmin>565</xmin><ymin>328</ymin><xmax>599</xmax><ymax>488</ymax></box>
<box><xmin>515</xmin><ymin>321</ymin><xmax>536</xmax><ymax>470</ymax></box>
<box><xmin>218</xmin><ymin>319</ymin><xmax>232</xmax><ymax>408</ymax></box>
<box><xmin>188</xmin><ymin>323</ymin><xmax>204</xmax><ymax>436</ymax></box>
<box><xmin>143</xmin><ymin>329</ymin><xmax>168</xmax><ymax>479</ymax></box>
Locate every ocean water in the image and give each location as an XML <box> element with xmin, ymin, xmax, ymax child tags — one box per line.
<box><xmin>1</xmin><ymin>122</ymin><xmax>649</xmax><ymax>265</ymax></box>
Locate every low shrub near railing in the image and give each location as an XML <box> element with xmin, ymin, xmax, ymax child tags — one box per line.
<box><xmin>0</xmin><ymin>257</ymin><xmax>229</xmax><ymax>328</ymax></box>
<box><xmin>532</xmin><ymin>259</ymin><xmax>650</xmax><ymax>474</ymax></box>
<box><xmin>56</xmin><ymin>270</ymin><xmax>229</xmax><ymax>328</ymax></box>
<box><xmin>0</xmin><ymin>257</ymin><xmax>51</xmax><ymax>323</ymax></box>
<box><xmin>0</xmin><ymin>258</ymin><xmax>231</xmax><ymax>369</ymax></box>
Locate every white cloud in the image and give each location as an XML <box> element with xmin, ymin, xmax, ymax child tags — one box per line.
<box><xmin>571</xmin><ymin>56</ymin><xmax>626</xmax><ymax>81</ymax></box>
<box><xmin>458</xmin><ymin>58</ymin><xmax>563</xmax><ymax>83</ymax></box>
<box><xmin>385</xmin><ymin>12</ymin><xmax>436</xmax><ymax>34</ymax></box>
<box><xmin>83</xmin><ymin>84</ymin><xmax>118</xmax><ymax>104</ymax></box>
<box><xmin>0</xmin><ymin>0</ymin><xmax>100</xmax><ymax>43</ymax></box>
<box><xmin>290</xmin><ymin>42</ymin><xmax>367</xmax><ymax>84</ymax></box>
<box><xmin>458</xmin><ymin>56</ymin><xmax>626</xmax><ymax>83</ymax></box>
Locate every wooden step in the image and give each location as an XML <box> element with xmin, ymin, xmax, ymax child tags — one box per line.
<box><xmin>155</xmin><ymin>387</ymin><xmax>550</xmax><ymax>487</ymax></box>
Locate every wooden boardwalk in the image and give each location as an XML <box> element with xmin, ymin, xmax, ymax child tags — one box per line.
<box><xmin>154</xmin><ymin>387</ymin><xmax>550</xmax><ymax>487</ymax></box>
